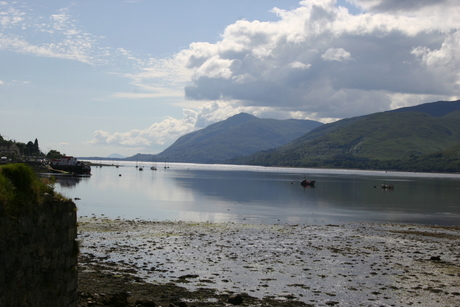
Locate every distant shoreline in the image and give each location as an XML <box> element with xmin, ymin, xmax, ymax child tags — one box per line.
<box><xmin>79</xmin><ymin>159</ymin><xmax>460</xmax><ymax>176</ymax></box>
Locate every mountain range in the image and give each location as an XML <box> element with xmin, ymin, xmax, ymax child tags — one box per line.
<box><xmin>110</xmin><ymin>99</ymin><xmax>460</xmax><ymax>172</ymax></box>
<box><xmin>228</xmin><ymin>100</ymin><xmax>460</xmax><ymax>172</ymax></box>
<box><xmin>154</xmin><ymin>113</ymin><xmax>322</xmax><ymax>164</ymax></box>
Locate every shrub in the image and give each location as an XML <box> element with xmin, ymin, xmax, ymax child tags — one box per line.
<box><xmin>0</xmin><ymin>163</ymin><xmax>56</xmax><ymax>216</ymax></box>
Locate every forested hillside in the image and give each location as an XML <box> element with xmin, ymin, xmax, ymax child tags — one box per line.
<box><xmin>228</xmin><ymin>100</ymin><xmax>460</xmax><ymax>172</ymax></box>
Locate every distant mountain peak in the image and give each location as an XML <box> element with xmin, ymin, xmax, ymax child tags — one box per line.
<box><xmin>155</xmin><ymin>113</ymin><xmax>322</xmax><ymax>164</ymax></box>
<box><xmin>107</xmin><ymin>153</ymin><xmax>126</xmax><ymax>159</ymax></box>
<box><xmin>224</xmin><ymin>112</ymin><xmax>258</xmax><ymax>123</ymax></box>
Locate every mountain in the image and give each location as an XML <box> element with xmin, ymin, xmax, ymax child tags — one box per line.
<box><xmin>387</xmin><ymin>100</ymin><xmax>460</xmax><ymax>117</ymax></box>
<box><xmin>229</xmin><ymin>100</ymin><xmax>460</xmax><ymax>171</ymax></box>
<box><xmin>107</xmin><ymin>153</ymin><xmax>126</xmax><ymax>159</ymax></box>
<box><xmin>155</xmin><ymin>113</ymin><xmax>322</xmax><ymax>163</ymax></box>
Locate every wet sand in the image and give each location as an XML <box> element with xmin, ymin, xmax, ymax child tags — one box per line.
<box><xmin>78</xmin><ymin>217</ymin><xmax>460</xmax><ymax>306</ymax></box>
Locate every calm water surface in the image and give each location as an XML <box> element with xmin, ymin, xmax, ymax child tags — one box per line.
<box><xmin>51</xmin><ymin>162</ymin><xmax>460</xmax><ymax>226</ymax></box>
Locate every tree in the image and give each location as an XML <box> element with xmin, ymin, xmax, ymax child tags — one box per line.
<box><xmin>26</xmin><ymin>141</ymin><xmax>35</xmax><ymax>155</ymax></box>
<box><xmin>34</xmin><ymin>138</ymin><xmax>39</xmax><ymax>153</ymax></box>
<box><xmin>46</xmin><ymin>150</ymin><xmax>63</xmax><ymax>159</ymax></box>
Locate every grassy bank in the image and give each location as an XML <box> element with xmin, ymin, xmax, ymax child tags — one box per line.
<box><xmin>0</xmin><ymin>163</ymin><xmax>68</xmax><ymax>216</ymax></box>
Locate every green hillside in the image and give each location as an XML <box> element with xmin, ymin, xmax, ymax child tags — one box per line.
<box><xmin>229</xmin><ymin>100</ymin><xmax>460</xmax><ymax>171</ymax></box>
<box><xmin>155</xmin><ymin>113</ymin><xmax>322</xmax><ymax>163</ymax></box>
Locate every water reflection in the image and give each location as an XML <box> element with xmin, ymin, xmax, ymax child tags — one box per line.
<box><xmin>41</xmin><ymin>173</ymin><xmax>89</xmax><ymax>188</ymax></box>
<box><xmin>52</xmin><ymin>163</ymin><xmax>460</xmax><ymax>225</ymax></box>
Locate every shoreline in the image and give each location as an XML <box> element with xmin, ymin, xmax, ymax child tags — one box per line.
<box><xmin>77</xmin><ymin>218</ymin><xmax>460</xmax><ymax>306</ymax></box>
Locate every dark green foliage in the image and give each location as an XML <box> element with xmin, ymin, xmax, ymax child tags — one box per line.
<box><xmin>25</xmin><ymin>140</ymin><xmax>40</xmax><ymax>155</ymax></box>
<box><xmin>1</xmin><ymin>163</ymin><xmax>36</xmax><ymax>191</ymax></box>
<box><xmin>46</xmin><ymin>149</ymin><xmax>64</xmax><ymax>159</ymax></box>
<box><xmin>0</xmin><ymin>164</ymin><xmax>55</xmax><ymax>216</ymax></box>
<box><xmin>233</xmin><ymin>144</ymin><xmax>460</xmax><ymax>173</ymax></box>
<box><xmin>0</xmin><ymin>136</ymin><xmax>44</xmax><ymax>157</ymax></box>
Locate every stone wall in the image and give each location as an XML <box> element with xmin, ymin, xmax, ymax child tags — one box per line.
<box><xmin>0</xmin><ymin>200</ymin><xmax>78</xmax><ymax>307</ymax></box>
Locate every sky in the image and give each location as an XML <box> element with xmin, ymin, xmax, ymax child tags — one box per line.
<box><xmin>0</xmin><ymin>0</ymin><xmax>459</xmax><ymax>157</ymax></box>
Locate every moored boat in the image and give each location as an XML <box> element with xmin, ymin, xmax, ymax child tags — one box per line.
<box><xmin>50</xmin><ymin>156</ymin><xmax>91</xmax><ymax>175</ymax></box>
<box><xmin>300</xmin><ymin>179</ymin><xmax>315</xmax><ymax>187</ymax></box>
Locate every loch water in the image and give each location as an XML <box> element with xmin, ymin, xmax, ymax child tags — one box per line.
<box><xmin>51</xmin><ymin>162</ymin><xmax>460</xmax><ymax>226</ymax></box>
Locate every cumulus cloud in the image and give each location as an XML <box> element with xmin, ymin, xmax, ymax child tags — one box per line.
<box><xmin>4</xmin><ymin>1</ymin><xmax>459</xmax><ymax>153</ymax></box>
<box><xmin>321</xmin><ymin>48</ymin><xmax>352</xmax><ymax>62</ymax></box>
<box><xmin>181</xmin><ymin>0</ymin><xmax>459</xmax><ymax>120</ymax></box>
<box><xmin>86</xmin><ymin>100</ymin><xmax>317</xmax><ymax>151</ymax></box>
<box><xmin>289</xmin><ymin>61</ymin><xmax>311</xmax><ymax>69</ymax></box>
<box><xmin>86</xmin><ymin>0</ymin><xmax>460</xmax><ymax>152</ymax></box>
<box><xmin>86</xmin><ymin>108</ymin><xmax>198</xmax><ymax>149</ymax></box>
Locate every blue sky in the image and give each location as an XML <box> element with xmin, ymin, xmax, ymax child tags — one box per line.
<box><xmin>1</xmin><ymin>0</ymin><xmax>458</xmax><ymax>157</ymax></box>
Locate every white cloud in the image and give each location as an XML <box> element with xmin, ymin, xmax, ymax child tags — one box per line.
<box><xmin>289</xmin><ymin>61</ymin><xmax>311</xmax><ymax>69</ymax></box>
<box><xmin>112</xmin><ymin>55</ymin><xmax>192</xmax><ymax>101</ymax></box>
<box><xmin>85</xmin><ymin>0</ymin><xmax>460</xmax><ymax>153</ymax></box>
<box><xmin>0</xmin><ymin>3</ymin><xmax>103</xmax><ymax>64</ymax></box>
<box><xmin>111</xmin><ymin>90</ymin><xmax>183</xmax><ymax>99</ymax></box>
<box><xmin>0</xmin><ymin>79</ymin><xmax>30</xmax><ymax>86</ymax></box>
<box><xmin>3</xmin><ymin>1</ymin><xmax>459</xmax><ymax>154</ymax></box>
<box><xmin>86</xmin><ymin>108</ymin><xmax>198</xmax><ymax>149</ymax></box>
<box><xmin>0</xmin><ymin>2</ymin><xmax>24</xmax><ymax>28</ymax></box>
<box><xmin>181</xmin><ymin>0</ymin><xmax>460</xmax><ymax>120</ymax></box>
<box><xmin>321</xmin><ymin>48</ymin><xmax>352</xmax><ymax>62</ymax></box>
<box><xmin>351</xmin><ymin>0</ymin><xmax>457</xmax><ymax>15</ymax></box>
<box><xmin>0</xmin><ymin>34</ymin><xmax>93</xmax><ymax>63</ymax></box>
<box><xmin>85</xmin><ymin>99</ymin><xmax>336</xmax><ymax>152</ymax></box>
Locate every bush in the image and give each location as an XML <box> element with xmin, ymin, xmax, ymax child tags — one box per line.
<box><xmin>0</xmin><ymin>163</ymin><xmax>56</xmax><ymax>216</ymax></box>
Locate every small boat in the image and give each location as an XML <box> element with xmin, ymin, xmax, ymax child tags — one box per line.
<box><xmin>139</xmin><ymin>166</ymin><xmax>143</xmax><ymax>171</ymax></box>
<box><xmin>381</xmin><ymin>183</ymin><xmax>394</xmax><ymax>189</ymax></box>
<box><xmin>151</xmin><ymin>156</ymin><xmax>157</xmax><ymax>170</ymax></box>
<box><xmin>300</xmin><ymin>179</ymin><xmax>315</xmax><ymax>187</ymax></box>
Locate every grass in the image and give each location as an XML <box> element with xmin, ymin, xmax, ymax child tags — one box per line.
<box><xmin>0</xmin><ymin>163</ymin><xmax>68</xmax><ymax>217</ymax></box>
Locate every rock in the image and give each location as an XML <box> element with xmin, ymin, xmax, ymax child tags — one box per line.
<box><xmin>178</xmin><ymin>274</ymin><xmax>199</xmax><ymax>279</ymax></box>
<box><xmin>135</xmin><ymin>300</ymin><xmax>156</xmax><ymax>307</ymax></box>
<box><xmin>430</xmin><ymin>256</ymin><xmax>441</xmax><ymax>261</ymax></box>
<box><xmin>103</xmin><ymin>291</ymin><xmax>129</xmax><ymax>307</ymax></box>
<box><xmin>228</xmin><ymin>294</ymin><xmax>243</xmax><ymax>305</ymax></box>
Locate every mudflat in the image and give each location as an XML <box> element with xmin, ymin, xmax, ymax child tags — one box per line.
<box><xmin>77</xmin><ymin>217</ymin><xmax>460</xmax><ymax>306</ymax></box>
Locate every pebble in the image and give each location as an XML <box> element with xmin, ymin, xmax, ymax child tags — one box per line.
<box><xmin>78</xmin><ymin>218</ymin><xmax>460</xmax><ymax>306</ymax></box>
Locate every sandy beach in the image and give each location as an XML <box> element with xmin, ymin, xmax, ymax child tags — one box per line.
<box><xmin>77</xmin><ymin>217</ymin><xmax>460</xmax><ymax>306</ymax></box>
